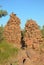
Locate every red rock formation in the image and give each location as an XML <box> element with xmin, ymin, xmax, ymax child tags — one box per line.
<box><xmin>24</xmin><ymin>19</ymin><xmax>43</xmax><ymax>50</ymax></box>
<box><xmin>4</xmin><ymin>13</ymin><xmax>21</xmax><ymax>45</ymax></box>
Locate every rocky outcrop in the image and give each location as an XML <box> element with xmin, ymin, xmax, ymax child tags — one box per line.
<box><xmin>24</xmin><ymin>20</ymin><xmax>43</xmax><ymax>50</ymax></box>
<box><xmin>23</xmin><ymin>19</ymin><xmax>44</xmax><ymax>65</ymax></box>
<box><xmin>4</xmin><ymin>13</ymin><xmax>21</xmax><ymax>46</ymax></box>
<box><xmin>3</xmin><ymin>14</ymin><xmax>44</xmax><ymax>65</ymax></box>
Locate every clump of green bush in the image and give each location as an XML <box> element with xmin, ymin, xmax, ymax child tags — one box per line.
<box><xmin>0</xmin><ymin>25</ymin><xmax>4</xmax><ymax>42</ymax></box>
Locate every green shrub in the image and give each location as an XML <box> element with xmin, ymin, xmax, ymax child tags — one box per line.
<box><xmin>0</xmin><ymin>25</ymin><xmax>4</xmax><ymax>42</ymax></box>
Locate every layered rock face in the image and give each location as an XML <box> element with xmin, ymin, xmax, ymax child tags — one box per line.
<box><xmin>24</xmin><ymin>20</ymin><xmax>43</xmax><ymax>49</ymax></box>
<box><xmin>4</xmin><ymin>13</ymin><xmax>21</xmax><ymax>45</ymax></box>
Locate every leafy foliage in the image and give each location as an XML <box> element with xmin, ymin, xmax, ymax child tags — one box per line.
<box><xmin>0</xmin><ymin>10</ymin><xmax>8</xmax><ymax>18</ymax></box>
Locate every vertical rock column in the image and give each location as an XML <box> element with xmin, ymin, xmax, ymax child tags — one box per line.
<box><xmin>24</xmin><ymin>20</ymin><xmax>43</xmax><ymax>49</ymax></box>
<box><xmin>4</xmin><ymin>13</ymin><xmax>21</xmax><ymax>45</ymax></box>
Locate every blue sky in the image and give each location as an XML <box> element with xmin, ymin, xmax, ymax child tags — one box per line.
<box><xmin>0</xmin><ymin>0</ymin><xmax>44</xmax><ymax>29</ymax></box>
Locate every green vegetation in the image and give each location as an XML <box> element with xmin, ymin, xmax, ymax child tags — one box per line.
<box><xmin>0</xmin><ymin>10</ymin><xmax>8</xmax><ymax>18</ymax></box>
<box><xmin>0</xmin><ymin>25</ymin><xmax>4</xmax><ymax>42</ymax></box>
<box><xmin>41</xmin><ymin>25</ymin><xmax>44</xmax><ymax>38</ymax></box>
<box><xmin>12</xmin><ymin>61</ymin><xmax>18</xmax><ymax>65</ymax></box>
<box><xmin>0</xmin><ymin>40</ymin><xmax>19</xmax><ymax>64</ymax></box>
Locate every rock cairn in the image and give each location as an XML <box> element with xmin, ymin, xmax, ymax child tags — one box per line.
<box><xmin>4</xmin><ymin>13</ymin><xmax>21</xmax><ymax>45</ymax></box>
<box><xmin>24</xmin><ymin>20</ymin><xmax>43</xmax><ymax>50</ymax></box>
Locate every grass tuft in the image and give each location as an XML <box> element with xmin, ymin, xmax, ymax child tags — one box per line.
<box><xmin>0</xmin><ymin>40</ymin><xmax>19</xmax><ymax>64</ymax></box>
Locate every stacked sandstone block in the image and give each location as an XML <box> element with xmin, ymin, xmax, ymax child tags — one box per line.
<box><xmin>24</xmin><ymin>20</ymin><xmax>43</xmax><ymax>49</ymax></box>
<box><xmin>4</xmin><ymin>13</ymin><xmax>21</xmax><ymax>45</ymax></box>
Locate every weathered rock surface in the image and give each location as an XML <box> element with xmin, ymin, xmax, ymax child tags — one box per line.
<box><xmin>24</xmin><ymin>19</ymin><xmax>43</xmax><ymax>50</ymax></box>
<box><xmin>4</xmin><ymin>13</ymin><xmax>21</xmax><ymax>46</ymax></box>
<box><xmin>3</xmin><ymin>14</ymin><xmax>44</xmax><ymax>65</ymax></box>
<box><xmin>26</xmin><ymin>48</ymin><xmax>40</xmax><ymax>61</ymax></box>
